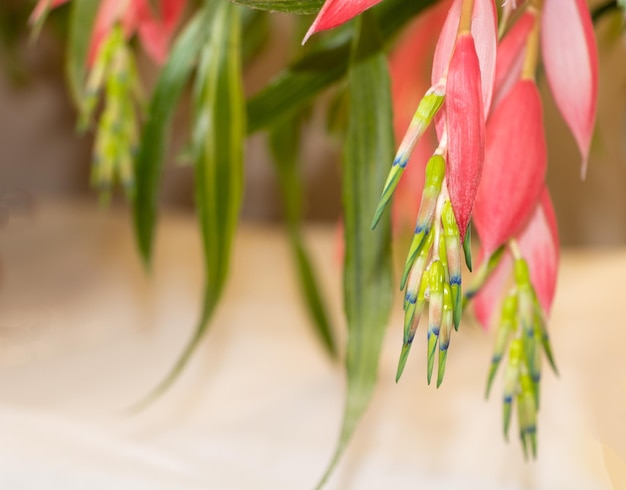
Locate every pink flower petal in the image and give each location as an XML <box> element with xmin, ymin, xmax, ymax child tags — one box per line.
<box><xmin>137</xmin><ymin>0</ymin><xmax>187</xmax><ymax>64</ymax></box>
<box><xmin>518</xmin><ymin>188</ymin><xmax>559</xmax><ymax>316</ymax></box>
<box><xmin>473</xmin><ymin>79</ymin><xmax>546</xmax><ymax>255</ymax></box>
<box><xmin>541</xmin><ymin>0</ymin><xmax>598</xmax><ymax>178</ymax></box>
<box><xmin>303</xmin><ymin>0</ymin><xmax>384</xmax><ymax>43</ymax></box>
<box><xmin>473</xmin><ymin>249</ymin><xmax>513</xmax><ymax>330</ymax></box>
<box><xmin>432</xmin><ymin>0</ymin><xmax>497</xmax><ymax>116</ymax></box>
<box><xmin>87</xmin><ymin>0</ymin><xmax>126</xmax><ymax>66</ymax></box>
<box><xmin>473</xmin><ymin>188</ymin><xmax>559</xmax><ymax>328</ymax></box>
<box><xmin>445</xmin><ymin>34</ymin><xmax>485</xmax><ymax>240</ymax></box>
<box><xmin>492</xmin><ymin>10</ymin><xmax>535</xmax><ymax>110</ymax></box>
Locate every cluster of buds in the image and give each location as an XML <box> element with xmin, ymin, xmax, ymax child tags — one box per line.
<box><xmin>372</xmin><ymin>0</ymin><xmax>497</xmax><ymax>387</ymax></box>
<box><xmin>362</xmin><ymin>0</ymin><xmax>595</xmax><ymax>455</ymax></box>
<box><xmin>30</xmin><ymin>0</ymin><xmax>187</xmax><ymax>198</ymax></box>
<box><xmin>81</xmin><ymin>25</ymin><xmax>142</xmax><ymax>197</ymax></box>
<box><xmin>484</xmin><ymin>251</ymin><xmax>557</xmax><ymax>458</ymax></box>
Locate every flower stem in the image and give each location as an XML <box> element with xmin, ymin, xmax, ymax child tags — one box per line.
<box><xmin>458</xmin><ymin>0</ymin><xmax>475</xmax><ymax>35</ymax></box>
<box><xmin>508</xmin><ymin>238</ymin><xmax>522</xmax><ymax>260</ymax></box>
<box><xmin>521</xmin><ymin>2</ymin><xmax>542</xmax><ymax>80</ymax></box>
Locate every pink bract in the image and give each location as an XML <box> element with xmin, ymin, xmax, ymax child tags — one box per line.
<box><xmin>303</xmin><ymin>0</ymin><xmax>384</xmax><ymax>43</ymax></box>
<box><xmin>473</xmin><ymin>79</ymin><xmax>546</xmax><ymax>255</ymax></box>
<box><xmin>542</xmin><ymin>0</ymin><xmax>598</xmax><ymax>178</ymax></box>
<box><xmin>445</xmin><ymin>34</ymin><xmax>485</xmax><ymax>240</ymax></box>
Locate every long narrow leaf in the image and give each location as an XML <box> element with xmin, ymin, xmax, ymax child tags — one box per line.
<box><xmin>232</xmin><ymin>0</ymin><xmax>323</xmax><ymax>15</ymax></box>
<box><xmin>269</xmin><ymin>118</ymin><xmax>337</xmax><ymax>358</ymax></box>
<box><xmin>316</xmin><ymin>10</ymin><xmax>394</xmax><ymax>488</ymax></box>
<box><xmin>65</xmin><ymin>0</ymin><xmax>99</xmax><ymax>106</ymax></box>
<box><xmin>131</xmin><ymin>0</ymin><xmax>245</xmax><ymax>409</ymax></box>
<box><xmin>242</xmin><ymin>8</ymin><xmax>270</xmax><ymax>64</ymax></box>
<box><xmin>133</xmin><ymin>7</ymin><xmax>213</xmax><ymax>266</ymax></box>
<box><xmin>246</xmin><ymin>0</ymin><xmax>438</xmax><ymax>133</ymax></box>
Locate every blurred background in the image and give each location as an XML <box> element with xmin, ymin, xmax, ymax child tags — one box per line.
<box><xmin>1</xmin><ymin>0</ymin><xmax>625</xmax><ymax>244</ymax></box>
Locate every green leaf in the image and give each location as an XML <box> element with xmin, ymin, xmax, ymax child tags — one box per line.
<box><xmin>246</xmin><ymin>0</ymin><xmax>439</xmax><ymax>133</ymax></box>
<box><xmin>232</xmin><ymin>0</ymin><xmax>323</xmax><ymax>14</ymax></box>
<box><xmin>269</xmin><ymin>117</ymin><xmax>337</xmax><ymax>358</ymax></box>
<box><xmin>132</xmin><ymin>7</ymin><xmax>213</xmax><ymax>266</ymax></box>
<box><xmin>65</xmin><ymin>0</ymin><xmax>99</xmax><ymax>106</ymax></box>
<box><xmin>130</xmin><ymin>0</ymin><xmax>245</xmax><ymax>409</ymax></box>
<box><xmin>316</xmin><ymin>10</ymin><xmax>394</xmax><ymax>488</ymax></box>
<box><xmin>241</xmin><ymin>8</ymin><xmax>270</xmax><ymax>64</ymax></box>
<box><xmin>247</xmin><ymin>44</ymin><xmax>350</xmax><ymax>133</ymax></box>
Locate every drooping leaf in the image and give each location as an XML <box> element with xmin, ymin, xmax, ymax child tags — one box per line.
<box><xmin>131</xmin><ymin>0</ymin><xmax>245</xmax><ymax>408</ymax></box>
<box><xmin>246</xmin><ymin>0</ymin><xmax>439</xmax><ymax>133</ymax></box>
<box><xmin>241</xmin><ymin>8</ymin><xmax>270</xmax><ymax>64</ymax></box>
<box><xmin>232</xmin><ymin>0</ymin><xmax>323</xmax><ymax>15</ymax></box>
<box><xmin>66</xmin><ymin>0</ymin><xmax>99</xmax><ymax>106</ymax></box>
<box><xmin>316</xmin><ymin>10</ymin><xmax>394</xmax><ymax>487</ymax></box>
<box><xmin>269</xmin><ymin>118</ymin><xmax>337</xmax><ymax>358</ymax></box>
<box><xmin>133</xmin><ymin>7</ymin><xmax>213</xmax><ymax>266</ymax></box>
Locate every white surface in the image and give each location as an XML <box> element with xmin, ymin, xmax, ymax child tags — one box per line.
<box><xmin>0</xmin><ymin>201</ymin><xmax>622</xmax><ymax>489</ymax></box>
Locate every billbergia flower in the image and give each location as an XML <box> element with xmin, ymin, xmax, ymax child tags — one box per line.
<box><xmin>31</xmin><ymin>0</ymin><xmax>187</xmax><ymax>65</ymax></box>
<box><xmin>31</xmin><ymin>0</ymin><xmax>186</xmax><ymax>195</ymax></box>
<box><xmin>373</xmin><ymin>0</ymin><xmax>497</xmax><ymax>389</ymax></box>
<box><xmin>302</xmin><ymin>0</ymin><xmax>594</xmax><ymax>459</ymax></box>
<box><xmin>471</xmin><ymin>188</ymin><xmax>559</xmax><ymax>457</ymax></box>
<box><xmin>491</xmin><ymin>0</ymin><xmax>598</xmax><ymax>177</ymax></box>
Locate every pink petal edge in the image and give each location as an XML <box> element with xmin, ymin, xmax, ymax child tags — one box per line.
<box><xmin>541</xmin><ymin>0</ymin><xmax>598</xmax><ymax>178</ymax></box>
<box><xmin>518</xmin><ymin>188</ymin><xmax>560</xmax><ymax>316</ymax></box>
<box><xmin>303</xmin><ymin>0</ymin><xmax>384</xmax><ymax>43</ymax></box>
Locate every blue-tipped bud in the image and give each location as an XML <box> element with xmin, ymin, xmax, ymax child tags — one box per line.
<box><xmin>427</xmin><ymin>260</ymin><xmax>444</xmax><ymax>385</ymax></box>
<box><xmin>486</xmin><ymin>292</ymin><xmax>518</xmax><ymax>399</ymax></box>
<box><xmin>370</xmin><ymin>86</ymin><xmax>445</xmax><ymax>229</ymax></box>
<box><xmin>442</xmin><ymin>201</ymin><xmax>463</xmax><ymax>330</ymax></box>
<box><xmin>437</xmin><ymin>283</ymin><xmax>454</xmax><ymax>388</ymax></box>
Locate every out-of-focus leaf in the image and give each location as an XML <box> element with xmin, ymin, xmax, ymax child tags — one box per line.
<box><xmin>66</xmin><ymin>0</ymin><xmax>99</xmax><ymax>105</ymax></box>
<box><xmin>246</xmin><ymin>0</ymin><xmax>438</xmax><ymax>133</ymax></box>
<box><xmin>269</xmin><ymin>117</ymin><xmax>337</xmax><ymax>358</ymax></box>
<box><xmin>232</xmin><ymin>0</ymin><xmax>323</xmax><ymax>14</ymax></box>
<box><xmin>242</xmin><ymin>8</ymin><xmax>270</xmax><ymax>64</ymax></box>
<box><xmin>133</xmin><ymin>7</ymin><xmax>213</xmax><ymax>266</ymax></box>
<box><xmin>247</xmin><ymin>44</ymin><xmax>349</xmax><ymax>133</ymax></box>
<box><xmin>131</xmin><ymin>0</ymin><xmax>244</xmax><ymax>408</ymax></box>
<box><xmin>591</xmin><ymin>1</ymin><xmax>620</xmax><ymax>22</ymax></box>
<box><xmin>316</xmin><ymin>10</ymin><xmax>394</xmax><ymax>488</ymax></box>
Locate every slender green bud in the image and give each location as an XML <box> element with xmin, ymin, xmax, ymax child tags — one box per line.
<box><xmin>486</xmin><ymin>292</ymin><xmax>518</xmax><ymax>398</ymax></box>
<box><xmin>371</xmin><ymin>86</ymin><xmax>445</xmax><ymax>230</ymax></box>
<box><xmin>503</xmin><ymin>338</ymin><xmax>523</xmax><ymax>438</ymax></box>
<box><xmin>437</xmin><ymin>283</ymin><xmax>454</xmax><ymax>388</ymax></box>
<box><xmin>397</xmin><ymin>272</ymin><xmax>428</xmax><ymax>383</ymax></box>
<box><xmin>442</xmin><ymin>201</ymin><xmax>462</xmax><ymax>329</ymax></box>
<box><xmin>427</xmin><ymin>260</ymin><xmax>444</xmax><ymax>385</ymax></box>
